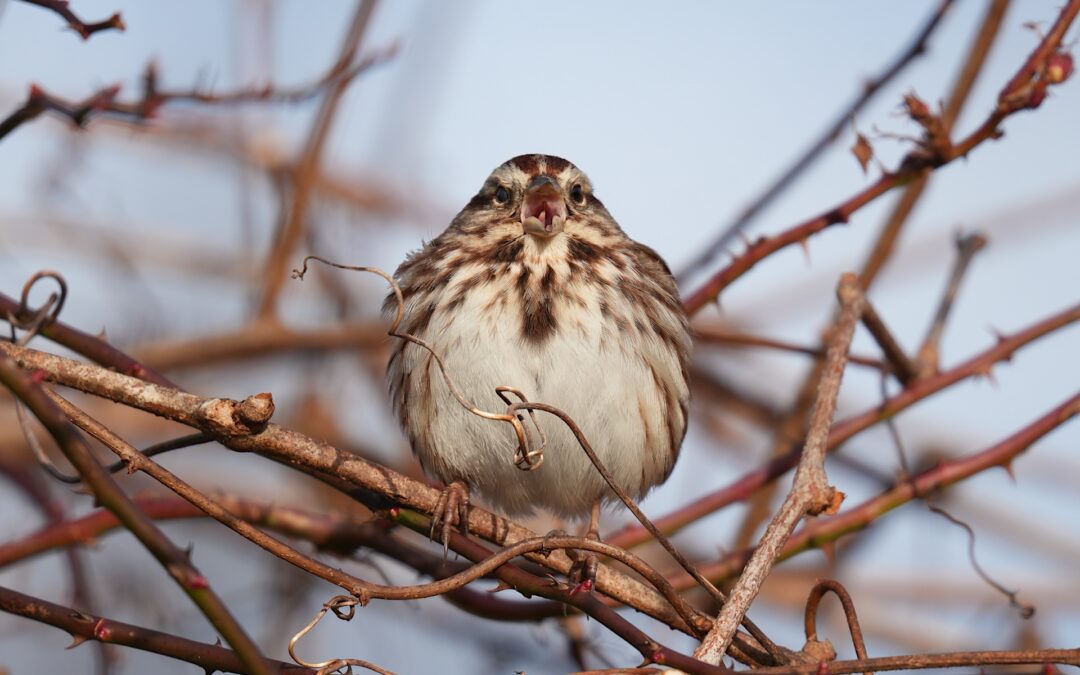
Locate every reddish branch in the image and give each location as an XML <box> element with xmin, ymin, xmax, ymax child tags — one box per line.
<box><xmin>0</xmin><ymin>339</ymin><xmax>704</xmax><ymax>637</ymax></box>
<box><xmin>18</xmin><ymin>0</ymin><xmax>124</xmax><ymax>39</ymax></box>
<box><xmin>0</xmin><ymin>585</ymin><xmax>310</xmax><ymax>674</ymax></box>
<box><xmin>389</xmin><ymin>508</ymin><xmax>743</xmax><ymax>675</ymax></box>
<box><xmin>609</xmin><ymin>301</ymin><xmax>1080</xmax><ymax>549</ymax></box>
<box><xmin>689</xmin><ymin>389</ymin><xmax>1080</xmax><ymax>584</ymax></box>
<box><xmin>676</xmin><ymin>0</ymin><xmax>956</xmax><ymax>283</ymax></box>
<box><xmin>682</xmin><ymin>0</ymin><xmax>1079</xmax><ymax>315</ymax></box>
<box><xmin>0</xmin><ymin>356</ymin><xmax>274</xmax><ymax>675</ymax></box>
<box><xmin>857</xmin><ymin>0</ymin><xmax>1009</xmax><ymax>289</ymax></box>
<box><xmin>694</xmin><ymin>274</ymin><xmax>863</xmax><ymax>664</ymax></box>
<box><xmin>0</xmin><ymin>493</ymin><xmax>567</xmax><ymax>625</ymax></box>
<box><xmin>692</xmin><ymin>326</ymin><xmax>887</xmax><ymax>371</ymax></box>
<box><xmin>255</xmin><ymin>0</ymin><xmax>379</xmax><ymax>319</ymax></box>
<box><xmin>753</xmin><ymin>649</ymin><xmax>1080</xmax><ymax>674</ymax></box>
<box><xmin>0</xmin><ymin>43</ymin><xmax>396</xmax><ymax>142</ymax></box>
<box><xmin>0</xmin><ymin>290</ymin><xmax>176</xmax><ymax>388</ymax></box>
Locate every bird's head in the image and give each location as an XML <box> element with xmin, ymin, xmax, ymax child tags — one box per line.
<box><xmin>460</xmin><ymin>154</ymin><xmax>607</xmax><ymax>242</ymax></box>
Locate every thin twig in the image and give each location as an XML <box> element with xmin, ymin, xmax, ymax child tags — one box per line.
<box><xmin>0</xmin><ymin>357</ymin><xmax>274</xmax><ymax>675</ymax></box>
<box><xmin>389</xmin><ymin>508</ymin><xmax>738</xmax><ymax>675</ymax></box>
<box><xmin>751</xmin><ymin>648</ymin><xmax>1080</xmax><ymax>674</ymax></box>
<box><xmin>0</xmin><ymin>43</ymin><xmax>395</xmax><ymax>143</ymax></box>
<box><xmin>255</xmin><ymin>0</ymin><xmax>379</xmax><ymax>319</ymax></box>
<box><xmin>682</xmin><ymin>0</ymin><xmax>1074</xmax><ymax>315</ymax></box>
<box><xmin>857</xmin><ymin>0</ymin><xmax>1010</xmax><ymax>288</ymax></box>
<box><xmin>17</xmin><ymin>0</ymin><xmax>124</xmax><ymax>39</ymax></box>
<box><xmin>692</xmin><ymin>326</ymin><xmax>888</xmax><ymax>371</ymax></box>
<box><xmin>859</xmin><ymin>300</ymin><xmax>920</xmax><ymax>385</ymax></box>
<box><xmin>803</xmin><ymin>580</ymin><xmax>871</xmax><ymax>674</ymax></box>
<box><xmin>694</xmin><ymin>273</ymin><xmax>864</xmax><ymax>664</ymax></box>
<box><xmin>0</xmin><ymin>585</ymin><xmax>310</xmax><ymax>673</ymax></box>
<box><xmin>684</xmin><ymin>391</ymin><xmax>1080</xmax><ymax>584</ymax></box>
<box><xmin>915</xmin><ymin>232</ymin><xmax>989</xmax><ymax>376</ymax></box>
<box><xmin>675</xmin><ymin>0</ymin><xmax>956</xmax><ymax>283</ymax></box>
<box><xmin>608</xmin><ymin>301</ymin><xmax>1080</xmax><ymax>550</ymax></box>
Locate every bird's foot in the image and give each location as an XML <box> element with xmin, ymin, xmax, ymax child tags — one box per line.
<box><xmin>430</xmin><ymin>480</ymin><xmax>469</xmax><ymax>557</ymax></box>
<box><xmin>567</xmin><ymin>527</ymin><xmax>600</xmax><ymax>596</ymax></box>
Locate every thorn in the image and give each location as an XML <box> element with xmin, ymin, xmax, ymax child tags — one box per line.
<box><xmin>66</xmin><ymin>634</ymin><xmax>89</xmax><ymax>649</ymax></box>
<box><xmin>798</xmin><ymin>237</ymin><xmax>811</xmax><ymax>263</ymax></box>
<box><xmin>1000</xmin><ymin>459</ymin><xmax>1017</xmax><ymax>483</ymax></box>
<box><xmin>487</xmin><ymin>581</ymin><xmax>514</xmax><ymax>594</ymax></box>
<box><xmin>819</xmin><ymin>541</ymin><xmax>836</xmax><ymax>565</ymax></box>
<box><xmin>850</xmin><ymin>130</ymin><xmax>874</xmax><ymax>174</ymax></box>
<box><xmin>97</xmin><ymin>326</ymin><xmax>108</xmax><ymax>340</ymax></box>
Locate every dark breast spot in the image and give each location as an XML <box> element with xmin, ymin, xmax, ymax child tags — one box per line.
<box><xmin>521</xmin><ymin>297</ymin><xmax>556</xmax><ymax>343</ymax></box>
<box><xmin>568</xmin><ymin>236</ymin><xmax>602</xmax><ymax>264</ymax></box>
<box><xmin>491</xmin><ymin>237</ymin><xmax>524</xmax><ymax>265</ymax></box>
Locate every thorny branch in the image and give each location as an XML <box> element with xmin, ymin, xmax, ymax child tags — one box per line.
<box><xmin>915</xmin><ymin>232</ymin><xmax>988</xmax><ymax>375</ymax></box>
<box><xmin>17</xmin><ymin>0</ymin><xmax>124</xmax><ymax>40</ymax></box>
<box><xmin>675</xmin><ymin>0</ymin><xmax>957</xmax><ymax>284</ymax></box>
<box><xmin>609</xmin><ymin>301</ymin><xmax>1080</xmax><ymax>550</ymax></box>
<box><xmin>0</xmin><ymin>355</ymin><xmax>275</xmax><ymax>675</ymax></box>
<box><xmin>682</xmin><ymin>390</ymin><xmax>1080</xmax><ymax>585</ymax></box>
<box><xmin>682</xmin><ymin>0</ymin><xmax>1077</xmax><ymax>314</ymax></box>
<box><xmin>0</xmin><ymin>43</ymin><xmax>396</xmax><ymax>143</ymax></box>
<box><xmin>0</xmin><ymin>336</ymin><xmax>708</xmax><ymax>638</ymax></box>
<box><xmin>694</xmin><ymin>274</ymin><xmax>864</xmax><ymax>664</ymax></box>
<box><xmin>2</xmin><ymin>2</ymin><xmax>1078</xmax><ymax>671</ymax></box>
<box><xmin>0</xmin><ymin>585</ymin><xmax>311</xmax><ymax>674</ymax></box>
<box><xmin>255</xmin><ymin>0</ymin><xmax>380</xmax><ymax>319</ymax></box>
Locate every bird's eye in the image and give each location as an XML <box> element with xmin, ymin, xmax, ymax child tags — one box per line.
<box><xmin>493</xmin><ymin>186</ymin><xmax>510</xmax><ymax>205</ymax></box>
<box><xmin>570</xmin><ymin>183</ymin><xmax>586</xmax><ymax>206</ymax></box>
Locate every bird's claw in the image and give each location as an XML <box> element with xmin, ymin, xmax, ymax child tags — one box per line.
<box><xmin>430</xmin><ymin>480</ymin><xmax>469</xmax><ymax>557</ymax></box>
<box><xmin>540</xmin><ymin>528</ymin><xmax>568</xmax><ymax>557</ymax></box>
<box><xmin>566</xmin><ymin>527</ymin><xmax>600</xmax><ymax>596</ymax></box>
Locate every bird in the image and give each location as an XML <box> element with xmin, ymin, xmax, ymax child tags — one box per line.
<box><xmin>386</xmin><ymin>154</ymin><xmax>690</xmax><ymax>553</ymax></box>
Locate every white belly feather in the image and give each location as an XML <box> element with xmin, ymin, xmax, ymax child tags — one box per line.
<box><xmin>392</xmin><ymin>261</ymin><xmax>686</xmax><ymax>517</ymax></box>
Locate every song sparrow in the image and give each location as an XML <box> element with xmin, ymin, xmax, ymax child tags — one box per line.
<box><xmin>387</xmin><ymin>154</ymin><xmax>689</xmax><ymax>543</ymax></box>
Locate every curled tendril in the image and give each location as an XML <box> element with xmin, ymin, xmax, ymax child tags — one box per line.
<box><xmin>292</xmin><ymin>255</ymin><xmax>783</xmax><ymax>659</ymax></box>
<box><xmin>7</xmin><ymin>271</ymin><xmax>83</xmax><ymax>483</ymax></box>
<box><xmin>13</xmin><ymin>270</ymin><xmax>68</xmax><ymax>331</ymax></box>
<box><xmin>292</xmin><ymin>255</ymin><xmax>548</xmax><ymax>471</ymax></box>
<box><xmin>288</xmin><ymin>595</ymin><xmax>395</xmax><ymax>675</ymax></box>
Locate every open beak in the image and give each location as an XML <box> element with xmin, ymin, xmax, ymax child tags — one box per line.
<box><xmin>520</xmin><ymin>175</ymin><xmax>567</xmax><ymax>238</ymax></box>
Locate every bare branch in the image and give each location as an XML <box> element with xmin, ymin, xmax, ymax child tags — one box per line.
<box><xmin>676</xmin><ymin>0</ymin><xmax>957</xmax><ymax>283</ymax></box>
<box><xmin>683</xmin><ymin>0</ymin><xmax>1077</xmax><ymax>315</ymax></box>
<box><xmin>0</xmin><ymin>585</ymin><xmax>309</xmax><ymax>673</ymax></box>
<box><xmin>694</xmin><ymin>273</ymin><xmax>864</xmax><ymax>663</ymax></box>
<box><xmin>17</xmin><ymin>0</ymin><xmax>124</xmax><ymax>40</ymax></box>
<box><xmin>0</xmin><ymin>356</ymin><xmax>274</xmax><ymax>675</ymax></box>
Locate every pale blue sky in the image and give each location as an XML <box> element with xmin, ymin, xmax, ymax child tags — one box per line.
<box><xmin>1</xmin><ymin>2</ymin><xmax>1078</xmax><ymax>673</ymax></box>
